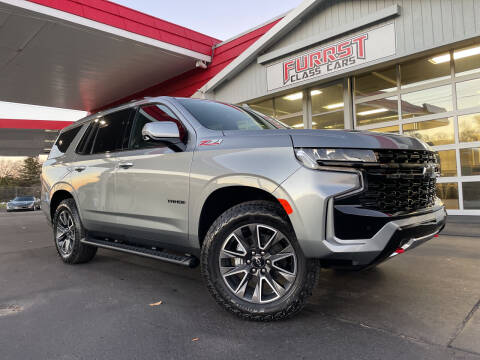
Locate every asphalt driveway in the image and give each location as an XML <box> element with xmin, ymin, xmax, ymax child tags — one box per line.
<box><xmin>0</xmin><ymin>211</ymin><xmax>479</xmax><ymax>360</ymax></box>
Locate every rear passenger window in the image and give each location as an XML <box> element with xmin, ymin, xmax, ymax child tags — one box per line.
<box><xmin>49</xmin><ymin>126</ymin><xmax>82</xmax><ymax>158</ymax></box>
<box><xmin>76</xmin><ymin>121</ymin><xmax>97</xmax><ymax>155</ymax></box>
<box><xmin>91</xmin><ymin>108</ymin><xmax>133</xmax><ymax>154</ymax></box>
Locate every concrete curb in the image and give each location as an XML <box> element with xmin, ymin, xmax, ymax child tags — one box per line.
<box><xmin>442</xmin><ymin>216</ymin><xmax>480</xmax><ymax>238</ymax></box>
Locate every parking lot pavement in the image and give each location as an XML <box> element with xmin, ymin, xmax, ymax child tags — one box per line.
<box><xmin>0</xmin><ymin>212</ymin><xmax>479</xmax><ymax>360</ymax></box>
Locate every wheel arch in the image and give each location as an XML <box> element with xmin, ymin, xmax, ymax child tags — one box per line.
<box><xmin>49</xmin><ymin>183</ymin><xmax>78</xmax><ymax>223</ymax></box>
<box><xmin>196</xmin><ymin>184</ymin><xmax>290</xmax><ymax>249</ymax></box>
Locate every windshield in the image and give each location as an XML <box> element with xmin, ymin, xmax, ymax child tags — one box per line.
<box><xmin>176</xmin><ymin>99</ymin><xmax>288</xmax><ymax>131</ymax></box>
<box><xmin>14</xmin><ymin>197</ymin><xmax>34</xmax><ymax>201</ymax></box>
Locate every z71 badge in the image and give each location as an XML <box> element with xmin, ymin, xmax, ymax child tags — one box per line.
<box><xmin>199</xmin><ymin>139</ymin><xmax>223</xmax><ymax>146</ymax></box>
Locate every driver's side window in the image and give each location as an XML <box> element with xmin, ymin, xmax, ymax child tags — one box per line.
<box><xmin>129</xmin><ymin>104</ymin><xmax>187</xmax><ymax>150</ymax></box>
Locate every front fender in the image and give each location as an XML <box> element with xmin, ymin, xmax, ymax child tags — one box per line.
<box><xmin>187</xmin><ymin>174</ymin><xmax>290</xmax><ymax>248</ymax></box>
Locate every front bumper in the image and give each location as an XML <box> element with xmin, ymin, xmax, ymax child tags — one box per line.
<box><xmin>273</xmin><ymin>167</ymin><xmax>447</xmax><ymax>268</ymax></box>
<box><xmin>322</xmin><ymin>203</ymin><xmax>446</xmax><ymax>268</ymax></box>
<box><xmin>6</xmin><ymin>204</ymin><xmax>35</xmax><ymax>211</ymax></box>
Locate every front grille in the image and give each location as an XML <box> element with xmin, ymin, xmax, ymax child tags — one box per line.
<box><xmin>358</xmin><ymin>149</ymin><xmax>439</xmax><ymax>214</ymax></box>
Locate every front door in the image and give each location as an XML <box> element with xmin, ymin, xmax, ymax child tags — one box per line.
<box><xmin>114</xmin><ymin>104</ymin><xmax>194</xmax><ymax>249</ymax></box>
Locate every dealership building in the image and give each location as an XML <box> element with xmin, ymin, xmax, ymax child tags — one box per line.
<box><xmin>1</xmin><ymin>0</ymin><xmax>480</xmax><ymax>215</ymax></box>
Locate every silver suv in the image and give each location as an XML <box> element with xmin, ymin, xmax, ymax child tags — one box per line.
<box><xmin>42</xmin><ymin>97</ymin><xmax>446</xmax><ymax>320</ymax></box>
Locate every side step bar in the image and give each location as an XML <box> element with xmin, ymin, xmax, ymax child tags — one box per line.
<box><xmin>81</xmin><ymin>238</ymin><xmax>199</xmax><ymax>268</ymax></box>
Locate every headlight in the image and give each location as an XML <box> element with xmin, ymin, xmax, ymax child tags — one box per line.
<box><xmin>294</xmin><ymin>148</ymin><xmax>377</xmax><ymax>169</ymax></box>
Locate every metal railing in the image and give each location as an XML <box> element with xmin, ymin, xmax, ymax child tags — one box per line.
<box><xmin>0</xmin><ymin>186</ymin><xmax>41</xmax><ymax>202</ymax></box>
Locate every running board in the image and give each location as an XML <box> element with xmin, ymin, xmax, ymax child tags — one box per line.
<box><xmin>81</xmin><ymin>238</ymin><xmax>198</xmax><ymax>268</ymax></box>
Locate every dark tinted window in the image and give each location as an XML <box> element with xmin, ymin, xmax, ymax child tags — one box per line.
<box><xmin>14</xmin><ymin>197</ymin><xmax>34</xmax><ymax>201</ymax></box>
<box><xmin>177</xmin><ymin>99</ymin><xmax>285</xmax><ymax>131</ymax></box>
<box><xmin>91</xmin><ymin>108</ymin><xmax>133</xmax><ymax>154</ymax></box>
<box><xmin>76</xmin><ymin>121</ymin><xmax>97</xmax><ymax>155</ymax></box>
<box><xmin>129</xmin><ymin>104</ymin><xmax>186</xmax><ymax>150</ymax></box>
<box><xmin>49</xmin><ymin>126</ymin><xmax>81</xmax><ymax>158</ymax></box>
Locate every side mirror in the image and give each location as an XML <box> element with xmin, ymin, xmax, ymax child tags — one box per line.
<box><xmin>142</xmin><ymin>122</ymin><xmax>180</xmax><ymax>141</ymax></box>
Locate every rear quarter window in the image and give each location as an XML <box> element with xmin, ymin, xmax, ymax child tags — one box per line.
<box><xmin>48</xmin><ymin>126</ymin><xmax>82</xmax><ymax>158</ymax></box>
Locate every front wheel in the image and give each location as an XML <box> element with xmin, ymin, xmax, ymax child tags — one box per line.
<box><xmin>201</xmin><ymin>201</ymin><xmax>320</xmax><ymax>321</ymax></box>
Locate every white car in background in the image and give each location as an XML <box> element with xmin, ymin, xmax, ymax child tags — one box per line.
<box><xmin>6</xmin><ymin>196</ymin><xmax>40</xmax><ymax>212</ymax></box>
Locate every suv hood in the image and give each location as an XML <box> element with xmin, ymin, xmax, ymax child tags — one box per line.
<box><xmin>222</xmin><ymin>129</ymin><xmax>430</xmax><ymax>151</ymax></box>
<box><xmin>288</xmin><ymin>129</ymin><xmax>430</xmax><ymax>151</ymax></box>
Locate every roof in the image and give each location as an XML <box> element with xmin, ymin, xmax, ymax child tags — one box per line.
<box><xmin>0</xmin><ymin>0</ymin><xmax>312</xmax><ymax>119</ymax></box>
<box><xmin>0</xmin><ymin>0</ymin><xmax>220</xmax><ymax>111</ymax></box>
<box><xmin>0</xmin><ymin>119</ymin><xmax>73</xmax><ymax>130</ymax></box>
<box><xmin>25</xmin><ymin>0</ymin><xmax>221</xmax><ymax>56</ymax></box>
<box><xmin>92</xmin><ymin>15</ymin><xmax>283</xmax><ymax>111</ymax></box>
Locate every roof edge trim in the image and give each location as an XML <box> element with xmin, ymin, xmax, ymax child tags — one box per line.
<box><xmin>258</xmin><ymin>4</ymin><xmax>400</xmax><ymax>64</ymax></box>
<box><xmin>213</xmin><ymin>10</ymin><xmax>291</xmax><ymax>49</ymax></box>
<box><xmin>0</xmin><ymin>118</ymin><xmax>74</xmax><ymax>130</ymax></box>
<box><xmin>2</xmin><ymin>0</ymin><xmax>211</xmax><ymax>62</ymax></box>
<box><xmin>197</xmin><ymin>0</ymin><xmax>325</xmax><ymax>94</ymax></box>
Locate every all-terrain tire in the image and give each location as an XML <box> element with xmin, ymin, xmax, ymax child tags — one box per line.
<box><xmin>201</xmin><ymin>200</ymin><xmax>320</xmax><ymax>321</ymax></box>
<box><xmin>53</xmin><ymin>198</ymin><xmax>97</xmax><ymax>264</ymax></box>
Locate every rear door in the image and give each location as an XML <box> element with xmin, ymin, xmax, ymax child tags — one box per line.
<box><xmin>114</xmin><ymin>103</ymin><xmax>194</xmax><ymax>249</ymax></box>
<box><xmin>70</xmin><ymin>108</ymin><xmax>134</xmax><ymax>235</ymax></box>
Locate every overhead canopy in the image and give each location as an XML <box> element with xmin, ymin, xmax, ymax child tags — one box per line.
<box><xmin>0</xmin><ymin>0</ymin><xmax>219</xmax><ymax>111</ymax></box>
<box><xmin>0</xmin><ymin>128</ymin><xmax>57</xmax><ymax>156</ymax></box>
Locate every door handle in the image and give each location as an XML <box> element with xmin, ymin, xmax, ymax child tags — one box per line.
<box><xmin>73</xmin><ymin>166</ymin><xmax>86</xmax><ymax>172</ymax></box>
<box><xmin>118</xmin><ymin>162</ymin><xmax>134</xmax><ymax>169</ymax></box>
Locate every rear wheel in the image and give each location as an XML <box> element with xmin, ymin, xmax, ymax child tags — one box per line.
<box><xmin>201</xmin><ymin>201</ymin><xmax>320</xmax><ymax>321</ymax></box>
<box><xmin>53</xmin><ymin>198</ymin><xmax>97</xmax><ymax>264</ymax></box>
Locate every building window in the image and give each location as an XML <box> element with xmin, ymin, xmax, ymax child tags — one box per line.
<box><xmin>354</xmin><ymin>66</ymin><xmax>397</xmax><ymax>98</ymax></box>
<box><xmin>436</xmin><ymin>183</ymin><xmax>459</xmax><ymax>210</ymax></box>
<box><xmin>249</xmin><ymin>99</ymin><xmax>274</xmax><ymax>117</ymax></box>
<box><xmin>281</xmin><ymin>115</ymin><xmax>304</xmax><ymax>128</ymax></box>
<box><xmin>463</xmin><ymin>182</ymin><xmax>480</xmax><ymax>209</ymax></box>
<box><xmin>456</xmin><ymin>78</ymin><xmax>480</xmax><ymax>110</ymax></box>
<box><xmin>355</xmin><ymin>96</ymin><xmax>399</xmax><ymax>126</ymax></box>
<box><xmin>248</xmin><ymin>90</ymin><xmax>304</xmax><ymax>128</ymax></box>
<box><xmin>246</xmin><ymin>42</ymin><xmax>480</xmax><ymax>213</ymax></box>
<box><xmin>311</xmin><ymin>83</ymin><xmax>344</xmax><ymax>129</ymax></box>
<box><xmin>401</xmin><ymin>54</ymin><xmax>451</xmax><ymax>88</ymax></box>
<box><xmin>402</xmin><ymin>118</ymin><xmax>454</xmax><ymax>146</ymax></box>
<box><xmin>275</xmin><ymin>91</ymin><xmax>303</xmax><ymax>117</ymax></box>
<box><xmin>454</xmin><ymin>44</ymin><xmax>480</xmax><ymax>77</ymax></box>
<box><xmin>436</xmin><ymin>150</ymin><xmax>457</xmax><ymax>177</ymax></box>
<box><xmin>369</xmin><ymin>125</ymin><xmax>400</xmax><ymax>133</ymax></box>
<box><xmin>351</xmin><ymin>42</ymin><xmax>480</xmax><ymax>213</ymax></box>
<box><xmin>460</xmin><ymin>147</ymin><xmax>480</xmax><ymax>176</ymax></box>
<box><xmin>401</xmin><ymin>85</ymin><xmax>453</xmax><ymax>118</ymax></box>
<box><xmin>458</xmin><ymin>113</ymin><xmax>480</xmax><ymax>143</ymax></box>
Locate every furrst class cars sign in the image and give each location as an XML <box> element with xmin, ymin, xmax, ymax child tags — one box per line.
<box><xmin>266</xmin><ymin>23</ymin><xmax>396</xmax><ymax>91</ymax></box>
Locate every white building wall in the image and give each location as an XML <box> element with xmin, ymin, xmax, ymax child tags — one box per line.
<box><xmin>211</xmin><ymin>0</ymin><xmax>480</xmax><ymax>104</ymax></box>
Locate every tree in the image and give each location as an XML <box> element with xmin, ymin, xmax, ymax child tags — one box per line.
<box><xmin>0</xmin><ymin>159</ymin><xmax>22</xmax><ymax>186</ymax></box>
<box><xmin>17</xmin><ymin>157</ymin><xmax>42</xmax><ymax>186</ymax></box>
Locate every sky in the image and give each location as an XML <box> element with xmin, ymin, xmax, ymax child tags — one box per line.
<box><xmin>114</xmin><ymin>0</ymin><xmax>301</xmax><ymax>41</ymax></box>
<box><xmin>0</xmin><ymin>0</ymin><xmax>302</xmax><ymax>122</ymax></box>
